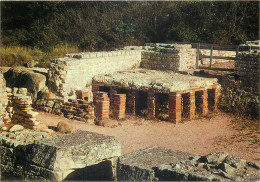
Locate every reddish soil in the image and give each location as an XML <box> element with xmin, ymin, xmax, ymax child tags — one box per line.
<box><xmin>36</xmin><ymin>111</ymin><xmax>259</xmax><ymax>162</ymax></box>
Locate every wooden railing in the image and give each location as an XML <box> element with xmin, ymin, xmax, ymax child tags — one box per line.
<box><xmin>170</xmin><ymin>42</ymin><xmax>260</xmax><ymax>69</ymax></box>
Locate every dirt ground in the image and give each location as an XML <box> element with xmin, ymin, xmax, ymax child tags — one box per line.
<box><xmin>36</xmin><ymin>111</ymin><xmax>259</xmax><ymax>162</ymax></box>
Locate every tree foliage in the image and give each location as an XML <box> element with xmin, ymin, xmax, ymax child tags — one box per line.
<box><xmin>1</xmin><ymin>1</ymin><xmax>258</xmax><ymax>51</ymax></box>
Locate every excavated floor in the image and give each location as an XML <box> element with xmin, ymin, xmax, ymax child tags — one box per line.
<box><xmin>93</xmin><ymin>69</ymin><xmax>218</xmax><ymax>93</ymax></box>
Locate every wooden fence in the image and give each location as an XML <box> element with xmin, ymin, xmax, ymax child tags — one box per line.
<box><xmin>170</xmin><ymin>42</ymin><xmax>260</xmax><ymax>69</ymax></box>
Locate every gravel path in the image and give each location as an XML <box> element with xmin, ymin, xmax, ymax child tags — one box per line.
<box><xmin>36</xmin><ymin>111</ymin><xmax>259</xmax><ymax>162</ymax></box>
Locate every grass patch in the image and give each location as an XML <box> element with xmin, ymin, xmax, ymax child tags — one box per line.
<box><xmin>0</xmin><ymin>43</ymin><xmax>79</xmax><ymax>68</ymax></box>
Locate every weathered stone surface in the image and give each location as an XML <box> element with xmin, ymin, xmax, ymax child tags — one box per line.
<box><xmin>117</xmin><ymin>147</ymin><xmax>260</xmax><ymax>181</ymax></box>
<box><xmin>154</xmin><ymin>152</ymin><xmax>260</xmax><ymax>181</ymax></box>
<box><xmin>57</xmin><ymin>121</ymin><xmax>74</xmax><ymax>133</ymax></box>
<box><xmin>117</xmin><ymin>146</ymin><xmax>192</xmax><ymax>181</ymax></box>
<box><xmin>9</xmin><ymin>124</ymin><xmax>24</xmax><ymax>132</ymax></box>
<box><xmin>1</xmin><ymin>130</ymin><xmax>121</xmax><ymax>181</ymax></box>
<box><xmin>93</xmin><ymin>69</ymin><xmax>218</xmax><ymax>93</ymax></box>
<box><xmin>48</xmin><ymin>50</ymin><xmax>141</xmax><ymax>101</ymax></box>
<box><xmin>28</xmin><ymin>130</ymin><xmax>121</xmax><ymax>180</ymax></box>
<box><xmin>4</xmin><ymin>67</ymin><xmax>47</xmax><ymax>100</ymax></box>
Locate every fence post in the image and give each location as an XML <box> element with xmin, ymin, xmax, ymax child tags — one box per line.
<box><xmin>209</xmin><ymin>45</ymin><xmax>213</xmax><ymax>69</ymax></box>
<box><xmin>236</xmin><ymin>45</ymin><xmax>239</xmax><ymax>60</ymax></box>
<box><xmin>196</xmin><ymin>43</ymin><xmax>200</xmax><ymax>69</ymax></box>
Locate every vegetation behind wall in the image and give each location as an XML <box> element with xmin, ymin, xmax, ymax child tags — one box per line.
<box><xmin>0</xmin><ymin>1</ymin><xmax>258</xmax><ymax>67</ymax></box>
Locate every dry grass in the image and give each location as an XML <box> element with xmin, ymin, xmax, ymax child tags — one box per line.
<box><xmin>0</xmin><ymin>43</ymin><xmax>79</xmax><ymax>68</ymax></box>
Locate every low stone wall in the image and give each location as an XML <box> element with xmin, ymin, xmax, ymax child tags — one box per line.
<box><xmin>0</xmin><ymin>130</ymin><xmax>121</xmax><ymax>181</ymax></box>
<box><xmin>117</xmin><ymin>146</ymin><xmax>260</xmax><ymax>181</ymax></box>
<box><xmin>174</xmin><ymin>44</ymin><xmax>197</xmax><ymax>70</ymax></box>
<box><xmin>219</xmin><ymin>75</ymin><xmax>259</xmax><ymax>119</ymax></box>
<box><xmin>218</xmin><ymin>51</ymin><xmax>259</xmax><ymax>119</ymax></box>
<box><xmin>34</xmin><ymin>98</ymin><xmax>95</xmax><ymax>124</ymax></box>
<box><xmin>48</xmin><ymin>50</ymin><xmax>142</xmax><ymax>101</ymax></box>
<box><xmin>235</xmin><ymin>52</ymin><xmax>260</xmax><ymax>94</ymax></box>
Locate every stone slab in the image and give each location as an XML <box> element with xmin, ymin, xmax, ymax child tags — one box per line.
<box><xmin>117</xmin><ymin>147</ymin><xmax>260</xmax><ymax>181</ymax></box>
<box><xmin>117</xmin><ymin>146</ymin><xmax>192</xmax><ymax>181</ymax></box>
<box><xmin>1</xmin><ymin>130</ymin><xmax>121</xmax><ymax>181</ymax></box>
<box><xmin>93</xmin><ymin>69</ymin><xmax>218</xmax><ymax>93</ymax></box>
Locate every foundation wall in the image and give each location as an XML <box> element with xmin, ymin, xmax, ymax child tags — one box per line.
<box><xmin>48</xmin><ymin>50</ymin><xmax>142</xmax><ymax>101</ymax></box>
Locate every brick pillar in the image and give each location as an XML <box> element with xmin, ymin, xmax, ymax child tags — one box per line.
<box><xmin>95</xmin><ymin>92</ymin><xmax>110</xmax><ymax>120</ymax></box>
<box><xmin>169</xmin><ymin>92</ymin><xmax>182</xmax><ymax>123</ymax></box>
<box><xmin>113</xmin><ymin>94</ymin><xmax>126</xmax><ymax>120</ymax></box>
<box><xmin>186</xmin><ymin>92</ymin><xmax>196</xmax><ymax>119</ymax></box>
<box><xmin>92</xmin><ymin>81</ymin><xmax>100</xmax><ymax>105</ymax></box>
<box><xmin>211</xmin><ymin>85</ymin><xmax>219</xmax><ymax>111</ymax></box>
<box><xmin>109</xmin><ymin>87</ymin><xmax>117</xmax><ymax>110</ymax></box>
<box><xmin>196</xmin><ymin>89</ymin><xmax>208</xmax><ymax>116</ymax></box>
<box><xmin>128</xmin><ymin>90</ymin><xmax>135</xmax><ymax>115</ymax></box>
<box><xmin>147</xmin><ymin>91</ymin><xmax>155</xmax><ymax>119</ymax></box>
<box><xmin>76</xmin><ymin>90</ymin><xmax>89</xmax><ymax>101</ymax></box>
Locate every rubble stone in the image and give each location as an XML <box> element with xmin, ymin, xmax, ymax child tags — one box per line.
<box><xmin>9</xmin><ymin>124</ymin><xmax>24</xmax><ymax>132</ymax></box>
<box><xmin>117</xmin><ymin>147</ymin><xmax>260</xmax><ymax>181</ymax></box>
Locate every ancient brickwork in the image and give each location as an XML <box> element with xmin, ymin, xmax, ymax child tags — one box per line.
<box><xmin>5</xmin><ymin>88</ymin><xmax>44</xmax><ymax>130</ymax></box>
<box><xmin>235</xmin><ymin>52</ymin><xmax>260</xmax><ymax>94</ymax></box>
<box><xmin>92</xmin><ymin>71</ymin><xmax>220</xmax><ymax>123</ymax></box>
<box><xmin>63</xmin><ymin>99</ymin><xmax>95</xmax><ymax>124</ymax></box>
<box><xmin>34</xmin><ymin>98</ymin><xmax>95</xmax><ymax>123</ymax></box>
<box><xmin>48</xmin><ymin>50</ymin><xmax>141</xmax><ymax>101</ymax></box>
<box><xmin>95</xmin><ymin>92</ymin><xmax>110</xmax><ymax>120</ymax></box>
<box><xmin>112</xmin><ymin>94</ymin><xmax>126</xmax><ymax>120</ymax></box>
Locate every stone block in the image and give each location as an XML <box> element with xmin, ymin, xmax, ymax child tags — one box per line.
<box><xmin>117</xmin><ymin>146</ymin><xmax>192</xmax><ymax>181</ymax></box>
<box><xmin>28</xmin><ymin>130</ymin><xmax>121</xmax><ymax>181</ymax></box>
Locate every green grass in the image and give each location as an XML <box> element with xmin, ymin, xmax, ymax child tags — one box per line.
<box><xmin>0</xmin><ymin>43</ymin><xmax>79</xmax><ymax>68</ymax></box>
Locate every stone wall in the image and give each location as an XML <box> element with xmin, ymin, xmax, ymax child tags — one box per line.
<box><xmin>174</xmin><ymin>44</ymin><xmax>197</xmax><ymax>70</ymax></box>
<box><xmin>219</xmin><ymin>75</ymin><xmax>259</xmax><ymax>119</ymax></box>
<box><xmin>48</xmin><ymin>50</ymin><xmax>142</xmax><ymax>101</ymax></box>
<box><xmin>0</xmin><ymin>130</ymin><xmax>121</xmax><ymax>181</ymax></box>
<box><xmin>34</xmin><ymin>98</ymin><xmax>95</xmax><ymax>124</ymax></box>
<box><xmin>0</xmin><ymin>70</ymin><xmax>9</xmax><ymax>126</ymax></box>
<box><xmin>141</xmin><ymin>43</ymin><xmax>196</xmax><ymax>71</ymax></box>
<box><xmin>234</xmin><ymin>52</ymin><xmax>260</xmax><ymax>94</ymax></box>
<box><xmin>218</xmin><ymin>51</ymin><xmax>259</xmax><ymax>119</ymax></box>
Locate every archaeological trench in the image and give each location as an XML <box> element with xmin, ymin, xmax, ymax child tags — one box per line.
<box><xmin>0</xmin><ymin>42</ymin><xmax>259</xmax><ymax>181</ymax></box>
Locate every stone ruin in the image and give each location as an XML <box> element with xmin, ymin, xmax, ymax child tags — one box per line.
<box><xmin>92</xmin><ymin>70</ymin><xmax>220</xmax><ymax>122</ymax></box>
<box><xmin>0</xmin><ymin>42</ymin><xmax>259</xmax><ymax>181</ymax></box>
